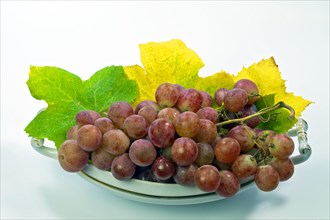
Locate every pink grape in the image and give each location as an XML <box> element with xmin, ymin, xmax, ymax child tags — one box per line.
<box><xmin>58</xmin><ymin>140</ymin><xmax>89</xmax><ymax>172</ymax></box>
<box><xmin>270</xmin><ymin>157</ymin><xmax>295</xmax><ymax>181</ymax></box>
<box><xmin>134</xmin><ymin>100</ymin><xmax>160</xmax><ymax>114</ymax></box>
<box><xmin>66</xmin><ymin>125</ymin><xmax>79</xmax><ymax>140</ymax></box>
<box><xmin>171</xmin><ymin>137</ymin><xmax>198</xmax><ymax>166</ymax></box>
<box><xmin>92</xmin><ymin>147</ymin><xmax>116</xmax><ymax>170</ymax></box>
<box><xmin>176</xmin><ymin>88</ymin><xmax>203</xmax><ymax>112</ymax></box>
<box><xmin>75</xmin><ymin>110</ymin><xmax>94</xmax><ymax>126</ymax></box>
<box><xmin>107</xmin><ymin>101</ymin><xmax>134</xmax><ymax>129</ymax></box>
<box><xmin>94</xmin><ymin>117</ymin><xmax>114</xmax><ymax>134</ymax></box>
<box><xmin>138</xmin><ymin>105</ymin><xmax>158</xmax><ymax>127</ymax></box>
<box><xmin>269</xmin><ymin>133</ymin><xmax>295</xmax><ymax>159</ymax></box>
<box><xmin>175</xmin><ymin>111</ymin><xmax>200</xmax><ymax>138</ymax></box>
<box><xmin>111</xmin><ymin>153</ymin><xmax>136</xmax><ymax>181</ymax></box>
<box><xmin>228</xmin><ymin>125</ymin><xmax>256</xmax><ymax>152</ymax></box>
<box><xmin>231</xmin><ymin>154</ymin><xmax>258</xmax><ymax>179</ymax></box>
<box><xmin>148</xmin><ymin>118</ymin><xmax>176</xmax><ymax>148</ymax></box>
<box><xmin>194</xmin><ymin>119</ymin><xmax>217</xmax><ymax>144</ymax></box>
<box><xmin>214</xmin><ymin>88</ymin><xmax>228</xmax><ymax>107</ymax></box>
<box><xmin>224</xmin><ymin>88</ymin><xmax>248</xmax><ymax>113</ymax></box>
<box><xmin>123</xmin><ymin>115</ymin><xmax>148</xmax><ymax>139</ymax></box>
<box><xmin>129</xmin><ymin>139</ymin><xmax>157</xmax><ymax>167</ymax></box>
<box><xmin>102</xmin><ymin>129</ymin><xmax>130</xmax><ymax>155</ymax></box>
<box><xmin>151</xmin><ymin>156</ymin><xmax>175</xmax><ymax>180</ymax></box>
<box><xmin>214</xmin><ymin>137</ymin><xmax>240</xmax><ymax>164</ymax></box>
<box><xmin>157</xmin><ymin>107</ymin><xmax>180</xmax><ymax>125</ymax></box>
<box><xmin>194</xmin><ymin>165</ymin><xmax>221</xmax><ymax>192</ymax></box>
<box><xmin>195</xmin><ymin>142</ymin><xmax>214</xmax><ymax>166</ymax></box>
<box><xmin>199</xmin><ymin>91</ymin><xmax>212</xmax><ymax>107</ymax></box>
<box><xmin>234</xmin><ymin>79</ymin><xmax>259</xmax><ymax>105</ymax></box>
<box><xmin>77</xmin><ymin>125</ymin><xmax>102</xmax><ymax>152</ymax></box>
<box><xmin>216</xmin><ymin>170</ymin><xmax>240</xmax><ymax>197</ymax></box>
<box><xmin>196</xmin><ymin>107</ymin><xmax>218</xmax><ymax>123</ymax></box>
<box><xmin>255</xmin><ymin>165</ymin><xmax>280</xmax><ymax>192</ymax></box>
<box><xmin>155</xmin><ymin>83</ymin><xmax>179</xmax><ymax>108</ymax></box>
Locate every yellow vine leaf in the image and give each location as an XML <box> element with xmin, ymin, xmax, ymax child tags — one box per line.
<box><xmin>124</xmin><ymin>39</ymin><xmax>205</xmax><ymax>106</ymax></box>
<box><xmin>233</xmin><ymin>57</ymin><xmax>313</xmax><ymax>118</ymax></box>
<box><xmin>124</xmin><ymin>39</ymin><xmax>312</xmax><ymax>132</ymax></box>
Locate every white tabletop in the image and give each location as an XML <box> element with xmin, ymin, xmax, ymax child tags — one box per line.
<box><xmin>1</xmin><ymin>1</ymin><xmax>329</xmax><ymax>219</ymax></box>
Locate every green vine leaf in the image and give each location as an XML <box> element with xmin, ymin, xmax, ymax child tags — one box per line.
<box><xmin>25</xmin><ymin>65</ymin><xmax>138</xmax><ymax>148</ymax></box>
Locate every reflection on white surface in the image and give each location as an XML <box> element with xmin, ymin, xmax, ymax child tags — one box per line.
<box><xmin>1</xmin><ymin>1</ymin><xmax>329</xmax><ymax>219</ymax></box>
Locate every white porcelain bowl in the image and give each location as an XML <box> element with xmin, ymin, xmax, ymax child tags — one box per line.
<box><xmin>31</xmin><ymin>118</ymin><xmax>311</xmax><ymax>205</ymax></box>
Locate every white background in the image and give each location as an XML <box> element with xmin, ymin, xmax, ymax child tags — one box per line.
<box><xmin>1</xmin><ymin>1</ymin><xmax>329</xmax><ymax>219</ymax></box>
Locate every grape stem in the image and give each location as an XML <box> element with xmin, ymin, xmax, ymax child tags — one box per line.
<box><xmin>216</xmin><ymin>101</ymin><xmax>295</xmax><ymax>128</ymax></box>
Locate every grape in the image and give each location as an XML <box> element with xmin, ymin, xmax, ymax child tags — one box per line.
<box><xmin>234</xmin><ymin>79</ymin><xmax>259</xmax><ymax>105</ymax></box>
<box><xmin>91</xmin><ymin>147</ymin><xmax>116</xmax><ymax>170</ymax></box>
<box><xmin>228</xmin><ymin>125</ymin><xmax>256</xmax><ymax>152</ymax></box>
<box><xmin>196</xmin><ymin>107</ymin><xmax>218</xmax><ymax>124</ymax></box>
<box><xmin>157</xmin><ymin>107</ymin><xmax>180</xmax><ymax>125</ymax></box>
<box><xmin>268</xmin><ymin>133</ymin><xmax>294</xmax><ymax>159</ymax></box>
<box><xmin>255</xmin><ymin>165</ymin><xmax>280</xmax><ymax>192</ymax></box>
<box><xmin>123</xmin><ymin>115</ymin><xmax>148</xmax><ymax>139</ymax></box>
<box><xmin>195</xmin><ymin>142</ymin><xmax>214</xmax><ymax>166</ymax></box>
<box><xmin>107</xmin><ymin>101</ymin><xmax>134</xmax><ymax>129</ymax></box>
<box><xmin>58</xmin><ymin>140</ymin><xmax>89</xmax><ymax>172</ymax></box>
<box><xmin>111</xmin><ymin>153</ymin><xmax>136</xmax><ymax>181</ymax></box>
<box><xmin>138</xmin><ymin>105</ymin><xmax>158</xmax><ymax>127</ymax></box>
<box><xmin>87</xmin><ymin>110</ymin><xmax>101</xmax><ymax>123</ymax></box>
<box><xmin>214</xmin><ymin>88</ymin><xmax>228</xmax><ymax>107</ymax></box>
<box><xmin>77</xmin><ymin>125</ymin><xmax>102</xmax><ymax>151</ymax></box>
<box><xmin>173</xmin><ymin>84</ymin><xmax>185</xmax><ymax>95</ymax></box>
<box><xmin>151</xmin><ymin>156</ymin><xmax>175</xmax><ymax>180</ymax></box>
<box><xmin>256</xmin><ymin>130</ymin><xmax>275</xmax><ymax>154</ymax></box>
<box><xmin>173</xmin><ymin>164</ymin><xmax>198</xmax><ymax>185</ymax></box>
<box><xmin>94</xmin><ymin>117</ymin><xmax>114</xmax><ymax>134</ymax></box>
<box><xmin>134</xmin><ymin>100</ymin><xmax>160</xmax><ymax>114</ymax></box>
<box><xmin>194</xmin><ymin>165</ymin><xmax>221</xmax><ymax>192</ymax></box>
<box><xmin>66</xmin><ymin>125</ymin><xmax>79</xmax><ymax>140</ymax></box>
<box><xmin>176</xmin><ymin>88</ymin><xmax>203</xmax><ymax>112</ymax></box>
<box><xmin>194</xmin><ymin>119</ymin><xmax>217</xmax><ymax>144</ymax></box>
<box><xmin>239</xmin><ymin>105</ymin><xmax>260</xmax><ymax>128</ymax></box>
<box><xmin>171</xmin><ymin>137</ymin><xmax>198</xmax><ymax>166</ymax></box>
<box><xmin>231</xmin><ymin>154</ymin><xmax>258</xmax><ymax>179</ymax></box>
<box><xmin>102</xmin><ymin>129</ymin><xmax>130</xmax><ymax>155</ymax></box>
<box><xmin>75</xmin><ymin>110</ymin><xmax>94</xmax><ymax>126</ymax></box>
<box><xmin>129</xmin><ymin>139</ymin><xmax>157</xmax><ymax>167</ymax></box>
<box><xmin>270</xmin><ymin>157</ymin><xmax>294</xmax><ymax>181</ymax></box>
<box><xmin>175</xmin><ymin>111</ymin><xmax>200</xmax><ymax>138</ymax></box>
<box><xmin>216</xmin><ymin>170</ymin><xmax>240</xmax><ymax>197</ymax></box>
<box><xmin>199</xmin><ymin>91</ymin><xmax>212</xmax><ymax>107</ymax></box>
<box><xmin>224</xmin><ymin>88</ymin><xmax>248</xmax><ymax>113</ymax></box>
<box><xmin>155</xmin><ymin>83</ymin><xmax>179</xmax><ymax>108</ymax></box>
<box><xmin>148</xmin><ymin>118</ymin><xmax>176</xmax><ymax>148</ymax></box>
<box><xmin>214</xmin><ymin>137</ymin><xmax>240</xmax><ymax>164</ymax></box>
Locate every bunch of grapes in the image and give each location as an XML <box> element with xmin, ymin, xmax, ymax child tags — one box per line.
<box><xmin>58</xmin><ymin>79</ymin><xmax>295</xmax><ymax>197</ymax></box>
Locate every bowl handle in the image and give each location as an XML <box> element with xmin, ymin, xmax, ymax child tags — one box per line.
<box><xmin>31</xmin><ymin>138</ymin><xmax>58</xmax><ymax>160</ymax></box>
<box><xmin>287</xmin><ymin>118</ymin><xmax>312</xmax><ymax>165</ymax></box>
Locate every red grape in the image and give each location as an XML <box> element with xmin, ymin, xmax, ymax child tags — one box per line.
<box><xmin>171</xmin><ymin>137</ymin><xmax>198</xmax><ymax>166</ymax></box>
<box><xmin>255</xmin><ymin>165</ymin><xmax>280</xmax><ymax>192</ymax></box>
<box><xmin>194</xmin><ymin>165</ymin><xmax>221</xmax><ymax>192</ymax></box>
<box><xmin>148</xmin><ymin>118</ymin><xmax>176</xmax><ymax>148</ymax></box>
<box><xmin>216</xmin><ymin>170</ymin><xmax>240</xmax><ymax>197</ymax></box>
<box><xmin>214</xmin><ymin>137</ymin><xmax>240</xmax><ymax>164</ymax></box>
